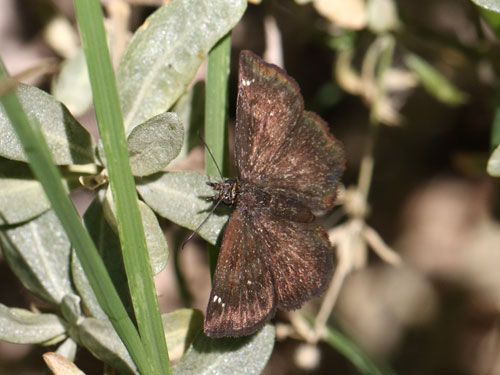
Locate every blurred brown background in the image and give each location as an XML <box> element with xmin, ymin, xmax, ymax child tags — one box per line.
<box><xmin>1</xmin><ymin>0</ymin><xmax>500</xmax><ymax>374</ymax></box>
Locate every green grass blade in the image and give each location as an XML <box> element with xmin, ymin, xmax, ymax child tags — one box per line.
<box><xmin>300</xmin><ymin>314</ymin><xmax>396</xmax><ymax>375</ymax></box>
<box><xmin>302</xmin><ymin>313</ymin><xmax>396</xmax><ymax>375</ymax></box>
<box><xmin>72</xmin><ymin>1</ymin><xmax>171</xmax><ymax>374</ymax></box>
<box><xmin>204</xmin><ymin>33</ymin><xmax>232</xmax><ymax>276</ymax></box>
<box><xmin>323</xmin><ymin>325</ymin><xmax>396</xmax><ymax>375</ymax></box>
<box><xmin>205</xmin><ymin>33</ymin><xmax>231</xmax><ymax>178</ymax></box>
<box><xmin>0</xmin><ymin>62</ymin><xmax>150</xmax><ymax>374</ymax></box>
<box><xmin>490</xmin><ymin>90</ymin><xmax>500</xmax><ymax>149</ymax></box>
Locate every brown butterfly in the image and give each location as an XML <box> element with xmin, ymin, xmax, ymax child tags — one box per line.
<box><xmin>204</xmin><ymin>50</ymin><xmax>345</xmax><ymax>337</ymax></box>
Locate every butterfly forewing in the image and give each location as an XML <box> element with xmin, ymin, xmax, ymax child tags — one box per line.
<box><xmin>257</xmin><ymin>111</ymin><xmax>344</xmax><ymax>210</ymax></box>
<box><xmin>236</xmin><ymin>51</ymin><xmax>344</xmax><ymax>211</ymax></box>
<box><xmin>235</xmin><ymin>51</ymin><xmax>303</xmax><ymax>182</ymax></box>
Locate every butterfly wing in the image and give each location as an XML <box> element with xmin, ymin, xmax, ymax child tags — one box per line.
<box><xmin>236</xmin><ymin>50</ymin><xmax>345</xmax><ymax>211</ymax></box>
<box><xmin>206</xmin><ymin>51</ymin><xmax>342</xmax><ymax>337</ymax></box>
<box><xmin>240</xmin><ymin>183</ymin><xmax>333</xmax><ymax>310</ymax></box>
<box><xmin>257</xmin><ymin>211</ymin><xmax>333</xmax><ymax>310</ymax></box>
<box><xmin>235</xmin><ymin>51</ymin><xmax>303</xmax><ymax>181</ymax></box>
<box><xmin>204</xmin><ymin>207</ymin><xmax>276</xmax><ymax>338</ymax></box>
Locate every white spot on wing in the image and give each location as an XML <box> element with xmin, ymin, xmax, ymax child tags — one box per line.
<box><xmin>241</xmin><ymin>78</ymin><xmax>255</xmax><ymax>87</ymax></box>
<box><xmin>213</xmin><ymin>295</ymin><xmax>218</xmax><ymax>303</ymax></box>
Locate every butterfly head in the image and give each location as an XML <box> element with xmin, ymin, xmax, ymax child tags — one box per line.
<box><xmin>207</xmin><ymin>179</ymin><xmax>238</xmax><ymax>205</ymax></box>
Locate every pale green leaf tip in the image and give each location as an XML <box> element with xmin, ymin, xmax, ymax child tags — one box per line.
<box><xmin>471</xmin><ymin>0</ymin><xmax>500</xmax><ymax>13</ymax></box>
<box><xmin>487</xmin><ymin>145</ymin><xmax>500</xmax><ymax>176</ymax></box>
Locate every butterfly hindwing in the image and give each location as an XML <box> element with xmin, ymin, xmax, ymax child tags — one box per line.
<box><xmin>204</xmin><ymin>208</ymin><xmax>276</xmax><ymax>338</ymax></box>
<box><xmin>257</xmin><ymin>212</ymin><xmax>333</xmax><ymax>310</ymax></box>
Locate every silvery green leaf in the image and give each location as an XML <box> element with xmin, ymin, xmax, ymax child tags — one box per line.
<box><xmin>0</xmin><ymin>160</ymin><xmax>50</xmax><ymax>224</ymax></box>
<box><xmin>487</xmin><ymin>144</ymin><xmax>500</xmax><ymax>176</ymax></box>
<box><xmin>60</xmin><ymin>294</ymin><xmax>82</xmax><ymax>325</ymax></box>
<box><xmin>117</xmin><ymin>0</ymin><xmax>247</xmax><ymax>131</ymax></box>
<box><xmin>51</xmin><ymin>49</ymin><xmax>92</xmax><ymax>117</ymax></box>
<box><xmin>471</xmin><ymin>0</ymin><xmax>500</xmax><ymax>12</ymax></box>
<box><xmin>103</xmin><ymin>188</ymin><xmax>169</xmax><ymax>275</ymax></box>
<box><xmin>78</xmin><ymin>317</ymin><xmax>137</xmax><ymax>375</ymax></box>
<box><xmin>136</xmin><ymin>171</ymin><xmax>229</xmax><ymax>245</ymax></box>
<box><xmin>162</xmin><ymin>309</ymin><xmax>203</xmax><ymax>362</ymax></box>
<box><xmin>0</xmin><ymin>304</ymin><xmax>66</xmax><ymax>344</ymax></box>
<box><xmin>170</xmin><ymin>81</ymin><xmax>205</xmax><ymax>165</ymax></box>
<box><xmin>71</xmin><ymin>249</ymin><xmax>106</xmax><ymax>320</ymax></box>
<box><xmin>138</xmin><ymin>200</ymin><xmax>169</xmax><ymax>274</ymax></box>
<box><xmin>76</xmin><ymin>190</ymin><xmax>132</xmax><ymax>318</ymax></box>
<box><xmin>0</xmin><ymin>84</ymin><xmax>95</xmax><ymax>164</ymax></box>
<box><xmin>0</xmin><ymin>210</ymin><xmax>73</xmax><ymax>304</ymax></box>
<box><xmin>128</xmin><ymin>112</ymin><xmax>184</xmax><ymax>176</ymax></box>
<box><xmin>0</xmin><ymin>177</ymin><xmax>50</xmax><ymax>225</ymax></box>
<box><xmin>0</xmin><ymin>159</ymin><xmax>72</xmax><ymax>225</ymax></box>
<box><xmin>173</xmin><ymin>325</ymin><xmax>275</xmax><ymax>375</ymax></box>
<box><xmin>73</xmin><ymin>187</ymin><xmax>168</xmax><ymax>321</ymax></box>
<box><xmin>56</xmin><ymin>337</ymin><xmax>78</xmax><ymax>362</ymax></box>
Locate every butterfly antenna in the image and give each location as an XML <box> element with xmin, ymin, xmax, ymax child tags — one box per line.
<box><xmin>198</xmin><ymin>133</ymin><xmax>224</xmax><ymax>180</ymax></box>
<box><xmin>181</xmin><ymin>198</ymin><xmax>225</xmax><ymax>249</ymax></box>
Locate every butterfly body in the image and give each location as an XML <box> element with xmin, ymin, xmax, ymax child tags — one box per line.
<box><xmin>204</xmin><ymin>50</ymin><xmax>345</xmax><ymax>338</ymax></box>
<box><xmin>207</xmin><ymin>180</ymin><xmax>237</xmax><ymax>205</ymax></box>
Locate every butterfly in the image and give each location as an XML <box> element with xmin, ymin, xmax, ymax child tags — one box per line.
<box><xmin>204</xmin><ymin>50</ymin><xmax>345</xmax><ymax>337</ymax></box>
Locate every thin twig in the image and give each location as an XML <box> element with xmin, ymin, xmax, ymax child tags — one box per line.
<box><xmin>363</xmin><ymin>225</ymin><xmax>402</xmax><ymax>265</ymax></box>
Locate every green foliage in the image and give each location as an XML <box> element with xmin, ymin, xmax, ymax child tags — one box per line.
<box><xmin>299</xmin><ymin>313</ymin><xmax>394</xmax><ymax>375</ymax></box>
<box><xmin>0</xmin><ymin>305</ymin><xmax>66</xmax><ymax>345</ymax></box>
<box><xmin>0</xmin><ymin>0</ymin><xmax>278</xmax><ymax>374</ymax></box>
<box><xmin>470</xmin><ymin>0</ymin><xmax>500</xmax><ymax>12</ymax></box>
<box><xmin>51</xmin><ymin>49</ymin><xmax>92</xmax><ymax>117</ymax></box>
<box><xmin>136</xmin><ymin>171</ymin><xmax>229</xmax><ymax>245</ymax></box>
<box><xmin>0</xmin><ymin>160</ymin><xmax>66</xmax><ymax>225</ymax></box>
<box><xmin>75</xmin><ymin>0</ymin><xmax>169</xmax><ymax>371</ymax></box>
<box><xmin>404</xmin><ymin>53</ymin><xmax>467</xmax><ymax>106</ymax></box>
<box><xmin>481</xmin><ymin>3</ymin><xmax>500</xmax><ymax>175</ymax></box>
<box><xmin>173</xmin><ymin>325</ymin><xmax>275</xmax><ymax>375</ymax></box>
<box><xmin>0</xmin><ymin>210</ymin><xmax>74</xmax><ymax>304</ymax></box>
<box><xmin>117</xmin><ymin>0</ymin><xmax>246</xmax><ymax>131</ymax></box>
<box><xmin>322</xmin><ymin>323</ymin><xmax>393</xmax><ymax>375</ymax></box>
<box><xmin>487</xmin><ymin>145</ymin><xmax>500</xmax><ymax>175</ymax></box>
<box><xmin>127</xmin><ymin>112</ymin><xmax>184</xmax><ymax>176</ymax></box>
<box><xmin>0</xmin><ymin>84</ymin><xmax>95</xmax><ymax>164</ymax></box>
<box><xmin>3</xmin><ymin>0</ymin><xmax>475</xmax><ymax>371</ymax></box>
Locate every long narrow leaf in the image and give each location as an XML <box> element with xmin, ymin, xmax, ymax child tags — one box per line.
<box><xmin>72</xmin><ymin>1</ymin><xmax>170</xmax><ymax>374</ymax></box>
<box><xmin>324</xmin><ymin>326</ymin><xmax>396</xmax><ymax>375</ymax></box>
<box><xmin>302</xmin><ymin>313</ymin><xmax>395</xmax><ymax>375</ymax></box>
<box><xmin>205</xmin><ymin>33</ymin><xmax>232</xmax><ymax>276</ymax></box>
